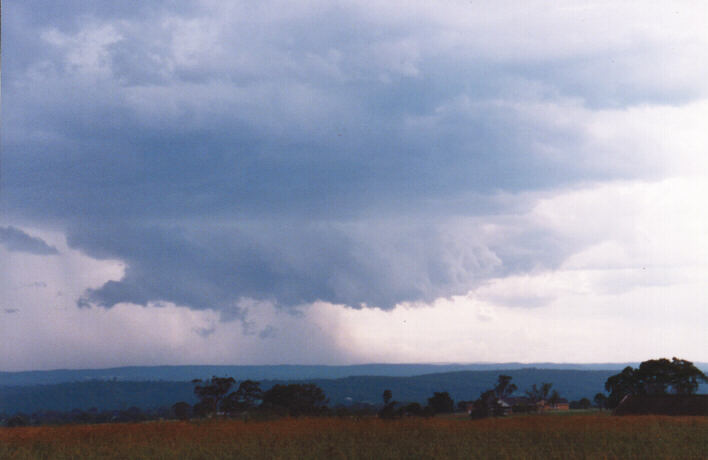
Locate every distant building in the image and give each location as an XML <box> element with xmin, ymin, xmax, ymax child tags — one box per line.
<box><xmin>613</xmin><ymin>394</ymin><xmax>708</xmax><ymax>416</ymax></box>
<box><xmin>500</xmin><ymin>397</ymin><xmax>569</xmax><ymax>413</ymax></box>
<box><xmin>466</xmin><ymin>396</ymin><xmax>571</xmax><ymax>416</ymax></box>
<box><xmin>497</xmin><ymin>399</ymin><xmax>512</xmax><ymax>416</ymax></box>
<box><xmin>543</xmin><ymin>398</ymin><xmax>569</xmax><ymax>411</ymax></box>
<box><xmin>465</xmin><ymin>399</ymin><xmax>512</xmax><ymax>416</ymax></box>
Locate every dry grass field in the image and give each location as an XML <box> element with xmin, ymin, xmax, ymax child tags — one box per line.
<box><xmin>1</xmin><ymin>413</ymin><xmax>706</xmax><ymax>459</ymax></box>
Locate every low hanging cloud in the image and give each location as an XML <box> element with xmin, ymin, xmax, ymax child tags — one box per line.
<box><xmin>69</xmin><ymin>219</ymin><xmax>509</xmax><ymax>311</ymax></box>
<box><xmin>0</xmin><ymin>226</ymin><xmax>59</xmax><ymax>255</ymax></box>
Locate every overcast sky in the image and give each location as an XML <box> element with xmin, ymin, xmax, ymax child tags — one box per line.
<box><xmin>2</xmin><ymin>0</ymin><xmax>707</xmax><ymax>371</ymax></box>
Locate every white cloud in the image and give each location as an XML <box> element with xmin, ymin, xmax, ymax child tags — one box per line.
<box><xmin>308</xmin><ymin>175</ymin><xmax>708</xmax><ymax>363</ymax></box>
<box><xmin>309</xmin><ymin>273</ymin><xmax>707</xmax><ymax>363</ymax></box>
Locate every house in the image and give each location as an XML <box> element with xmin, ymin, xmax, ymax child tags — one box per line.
<box><xmin>613</xmin><ymin>394</ymin><xmax>708</xmax><ymax>416</ymax></box>
<box><xmin>465</xmin><ymin>398</ymin><xmax>512</xmax><ymax>416</ymax></box>
<box><xmin>466</xmin><ymin>396</ymin><xmax>571</xmax><ymax>416</ymax></box>
<box><xmin>496</xmin><ymin>399</ymin><xmax>512</xmax><ymax>416</ymax></box>
<box><xmin>503</xmin><ymin>396</ymin><xmax>535</xmax><ymax>414</ymax></box>
<box><xmin>502</xmin><ymin>397</ymin><xmax>569</xmax><ymax>413</ymax></box>
<box><xmin>543</xmin><ymin>398</ymin><xmax>570</xmax><ymax>411</ymax></box>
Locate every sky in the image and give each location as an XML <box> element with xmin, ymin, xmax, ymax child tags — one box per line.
<box><xmin>1</xmin><ymin>0</ymin><xmax>707</xmax><ymax>371</ymax></box>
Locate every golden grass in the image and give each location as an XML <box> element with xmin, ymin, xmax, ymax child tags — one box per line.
<box><xmin>1</xmin><ymin>414</ymin><xmax>707</xmax><ymax>459</ymax></box>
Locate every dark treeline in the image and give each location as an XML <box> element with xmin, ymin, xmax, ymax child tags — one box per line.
<box><xmin>0</xmin><ymin>369</ymin><xmax>616</xmax><ymax>415</ymax></box>
<box><xmin>2</xmin><ymin>406</ymin><xmax>173</xmax><ymax>428</ymax></box>
<box><xmin>0</xmin><ymin>375</ymin><xmax>593</xmax><ymax>427</ymax></box>
<box><xmin>2</xmin><ymin>358</ymin><xmax>704</xmax><ymax>426</ymax></box>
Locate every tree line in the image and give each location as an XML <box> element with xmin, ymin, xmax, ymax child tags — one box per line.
<box><xmin>180</xmin><ymin>377</ymin><xmax>329</xmax><ymax>419</ymax></box>
<box><xmin>182</xmin><ymin>374</ymin><xmax>581</xmax><ymax>421</ymax></box>
<box><xmin>4</xmin><ymin>357</ymin><xmax>704</xmax><ymax>426</ymax></box>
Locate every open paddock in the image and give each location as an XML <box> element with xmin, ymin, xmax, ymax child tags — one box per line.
<box><xmin>2</xmin><ymin>413</ymin><xmax>707</xmax><ymax>459</ymax></box>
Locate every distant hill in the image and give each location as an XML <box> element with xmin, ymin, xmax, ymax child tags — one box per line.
<box><xmin>0</xmin><ymin>368</ymin><xmax>619</xmax><ymax>414</ymax></box>
<box><xmin>0</xmin><ymin>363</ymin><xmax>647</xmax><ymax>386</ymax></box>
<box><xmin>309</xmin><ymin>368</ymin><xmax>619</xmax><ymax>405</ymax></box>
<box><xmin>3</xmin><ymin>364</ymin><xmax>705</xmax><ymax>415</ymax></box>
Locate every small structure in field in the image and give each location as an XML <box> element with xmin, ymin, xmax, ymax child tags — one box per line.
<box><xmin>613</xmin><ymin>394</ymin><xmax>708</xmax><ymax>416</ymax></box>
<box><xmin>543</xmin><ymin>398</ymin><xmax>570</xmax><ymax>411</ymax></box>
<box><xmin>465</xmin><ymin>398</ymin><xmax>512</xmax><ymax>417</ymax></box>
<box><xmin>501</xmin><ymin>397</ymin><xmax>569</xmax><ymax>413</ymax></box>
<box><xmin>496</xmin><ymin>399</ymin><xmax>512</xmax><ymax>416</ymax></box>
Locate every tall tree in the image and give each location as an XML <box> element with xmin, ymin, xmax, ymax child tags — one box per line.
<box><xmin>525</xmin><ymin>382</ymin><xmax>553</xmax><ymax>403</ymax></box>
<box><xmin>260</xmin><ymin>384</ymin><xmax>329</xmax><ymax>416</ymax></box>
<box><xmin>427</xmin><ymin>391</ymin><xmax>455</xmax><ymax>414</ymax></box>
<box><xmin>222</xmin><ymin>380</ymin><xmax>263</xmax><ymax>414</ymax></box>
<box><xmin>192</xmin><ymin>376</ymin><xmax>236</xmax><ymax>416</ymax></box>
<box><xmin>469</xmin><ymin>390</ymin><xmax>505</xmax><ymax>418</ymax></box>
<box><xmin>379</xmin><ymin>389</ymin><xmax>397</xmax><ymax>419</ymax></box>
<box><xmin>577</xmin><ymin>398</ymin><xmax>592</xmax><ymax>410</ymax></box>
<box><xmin>548</xmin><ymin>390</ymin><xmax>561</xmax><ymax>406</ymax></box>
<box><xmin>604</xmin><ymin>357</ymin><xmax>708</xmax><ymax>408</ymax></box>
<box><xmin>493</xmin><ymin>375</ymin><xmax>517</xmax><ymax>400</ymax></box>
<box><xmin>593</xmin><ymin>393</ymin><xmax>607</xmax><ymax>410</ymax></box>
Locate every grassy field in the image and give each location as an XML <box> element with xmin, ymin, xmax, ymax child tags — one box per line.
<box><xmin>1</xmin><ymin>413</ymin><xmax>706</xmax><ymax>459</ymax></box>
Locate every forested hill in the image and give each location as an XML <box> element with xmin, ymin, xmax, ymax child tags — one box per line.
<box><xmin>0</xmin><ymin>363</ymin><xmax>641</xmax><ymax>386</ymax></box>
<box><xmin>1</xmin><ymin>368</ymin><xmax>619</xmax><ymax>415</ymax></box>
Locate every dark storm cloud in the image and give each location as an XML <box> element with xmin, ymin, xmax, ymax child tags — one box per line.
<box><xmin>66</xmin><ymin>216</ymin><xmax>579</xmax><ymax>311</ymax></box>
<box><xmin>0</xmin><ymin>226</ymin><xmax>59</xmax><ymax>255</ymax></box>
<box><xmin>3</xmin><ymin>1</ymin><xmax>703</xmax><ymax>312</ymax></box>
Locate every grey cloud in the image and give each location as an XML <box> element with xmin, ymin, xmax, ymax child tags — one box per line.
<box><xmin>259</xmin><ymin>325</ymin><xmax>277</xmax><ymax>339</ymax></box>
<box><xmin>3</xmin><ymin>1</ymin><xmax>703</xmax><ymax>313</ymax></box>
<box><xmin>0</xmin><ymin>226</ymin><xmax>59</xmax><ymax>255</ymax></box>
<box><xmin>26</xmin><ymin>282</ymin><xmax>48</xmax><ymax>288</ymax></box>
<box><xmin>193</xmin><ymin>326</ymin><xmax>216</xmax><ymax>338</ymax></box>
<box><xmin>66</xmin><ymin>215</ymin><xmax>579</xmax><ymax>312</ymax></box>
<box><xmin>477</xmin><ymin>293</ymin><xmax>555</xmax><ymax>309</ymax></box>
<box><xmin>4</xmin><ymin>308</ymin><xmax>20</xmax><ymax>314</ymax></box>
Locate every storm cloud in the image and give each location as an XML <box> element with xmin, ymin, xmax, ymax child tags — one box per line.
<box><xmin>3</xmin><ymin>0</ymin><xmax>708</xmax><ymax>315</ymax></box>
<box><xmin>0</xmin><ymin>226</ymin><xmax>59</xmax><ymax>255</ymax></box>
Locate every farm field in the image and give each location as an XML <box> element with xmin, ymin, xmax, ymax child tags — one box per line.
<box><xmin>1</xmin><ymin>414</ymin><xmax>707</xmax><ymax>459</ymax></box>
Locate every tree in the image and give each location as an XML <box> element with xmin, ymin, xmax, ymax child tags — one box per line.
<box><xmin>493</xmin><ymin>375</ymin><xmax>518</xmax><ymax>400</ymax></box>
<box><xmin>172</xmin><ymin>401</ymin><xmax>191</xmax><ymax>421</ymax></box>
<box><xmin>403</xmin><ymin>402</ymin><xmax>423</xmax><ymax>416</ymax></box>
<box><xmin>548</xmin><ymin>390</ymin><xmax>561</xmax><ymax>407</ymax></box>
<box><xmin>192</xmin><ymin>376</ymin><xmax>236</xmax><ymax>416</ymax></box>
<box><xmin>457</xmin><ymin>400</ymin><xmax>473</xmax><ymax>412</ymax></box>
<box><xmin>669</xmin><ymin>358</ymin><xmax>708</xmax><ymax>394</ymax></box>
<box><xmin>6</xmin><ymin>414</ymin><xmax>29</xmax><ymax>427</ymax></box>
<box><xmin>260</xmin><ymin>384</ymin><xmax>329</xmax><ymax>416</ymax></box>
<box><xmin>604</xmin><ymin>358</ymin><xmax>708</xmax><ymax>408</ymax></box>
<box><xmin>469</xmin><ymin>374</ymin><xmax>520</xmax><ymax>418</ymax></box>
<box><xmin>525</xmin><ymin>382</ymin><xmax>553</xmax><ymax>404</ymax></box>
<box><xmin>469</xmin><ymin>390</ymin><xmax>500</xmax><ymax>418</ymax></box>
<box><xmin>222</xmin><ymin>380</ymin><xmax>263</xmax><ymax>414</ymax></box>
<box><xmin>378</xmin><ymin>389</ymin><xmax>398</xmax><ymax>419</ymax></box>
<box><xmin>604</xmin><ymin>367</ymin><xmax>639</xmax><ymax>408</ymax></box>
<box><xmin>593</xmin><ymin>393</ymin><xmax>607</xmax><ymax>410</ymax></box>
<box><xmin>577</xmin><ymin>397</ymin><xmax>591</xmax><ymax>410</ymax></box>
<box><xmin>427</xmin><ymin>391</ymin><xmax>455</xmax><ymax>414</ymax></box>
